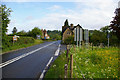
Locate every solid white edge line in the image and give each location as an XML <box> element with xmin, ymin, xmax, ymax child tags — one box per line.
<box><xmin>39</xmin><ymin>56</ymin><xmax>53</xmax><ymax>80</ymax></box>
<box><xmin>39</xmin><ymin>44</ymin><xmax>61</xmax><ymax>80</ymax></box>
<box><xmin>55</xmin><ymin>44</ymin><xmax>61</xmax><ymax>56</ymax></box>
<box><xmin>0</xmin><ymin>41</ymin><xmax>56</xmax><ymax>68</ymax></box>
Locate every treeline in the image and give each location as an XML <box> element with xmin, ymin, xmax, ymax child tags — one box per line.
<box><xmin>89</xmin><ymin>26</ymin><xmax>119</xmax><ymax>46</ymax></box>
<box><xmin>47</xmin><ymin>30</ymin><xmax>62</xmax><ymax>40</ymax></box>
<box><xmin>9</xmin><ymin>27</ymin><xmax>42</xmax><ymax>39</ymax></box>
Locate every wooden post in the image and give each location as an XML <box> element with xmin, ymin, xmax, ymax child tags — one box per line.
<box><xmin>66</xmin><ymin>49</ymin><xmax>69</xmax><ymax>58</ymax></box>
<box><xmin>64</xmin><ymin>64</ymin><xmax>68</xmax><ymax>78</ymax></box>
<box><xmin>70</xmin><ymin>54</ymin><xmax>73</xmax><ymax>78</ymax></box>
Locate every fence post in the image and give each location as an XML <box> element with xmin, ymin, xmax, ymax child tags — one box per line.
<box><xmin>70</xmin><ymin>54</ymin><xmax>73</xmax><ymax>78</ymax></box>
<box><xmin>64</xmin><ymin>64</ymin><xmax>68</xmax><ymax>78</ymax></box>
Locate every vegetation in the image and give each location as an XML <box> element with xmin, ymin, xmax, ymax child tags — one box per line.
<box><xmin>45</xmin><ymin>46</ymin><xmax>119</xmax><ymax>79</ymax></box>
<box><xmin>47</xmin><ymin>30</ymin><xmax>62</xmax><ymax>40</ymax></box>
<box><xmin>12</xmin><ymin>27</ymin><xmax>17</xmax><ymax>34</ymax></box>
<box><xmin>27</xmin><ymin>27</ymin><xmax>43</xmax><ymax>39</ymax></box>
<box><xmin>110</xmin><ymin>8</ymin><xmax>120</xmax><ymax>40</ymax></box>
<box><xmin>70</xmin><ymin>46</ymin><xmax>119</xmax><ymax>79</ymax></box>
<box><xmin>89</xmin><ymin>26</ymin><xmax>119</xmax><ymax>46</ymax></box>
<box><xmin>63</xmin><ymin>35</ymin><xmax>75</xmax><ymax>45</ymax></box>
<box><xmin>2</xmin><ymin>38</ymin><xmax>43</xmax><ymax>53</ymax></box>
<box><xmin>44</xmin><ymin>51</ymin><xmax>69</xmax><ymax>78</ymax></box>
<box><xmin>1</xmin><ymin>5</ymin><xmax>12</xmax><ymax>50</ymax></box>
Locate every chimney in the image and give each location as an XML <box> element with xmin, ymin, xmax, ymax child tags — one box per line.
<box><xmin>70</xmin><ymin>24</ymin><xmax>74</xmax><ymax>29</ymax></box>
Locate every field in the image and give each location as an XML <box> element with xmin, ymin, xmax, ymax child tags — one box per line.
<box><xmin>45</xmin><ymin>46</ymin><xmax>119</xmax><ymax>79</ymax></box>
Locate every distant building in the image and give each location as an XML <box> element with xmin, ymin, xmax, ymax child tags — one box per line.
<box><xmin>41</xmin><ymin>29</ymin><xmax>50</xmax><ymax>39</ymax></box>
<box><xmin>62</xmin><ymin>19</ymin><xmax>84</xmax><ymax>42</ymax></box>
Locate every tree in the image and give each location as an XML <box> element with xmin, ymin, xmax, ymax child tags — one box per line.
<box><xmin>27</xmin><ymin>27</ymin><xmax>42</xmax><ymax>39</ymax></box>
<box><xmin>1</xmin><ymin>5</ymin><xmax>12</xmax><ymax>36</ymax></box>
<box><xmin>110</xmin><ymin>8</ymin><xmax>120</xmax><ymax>40</ymax></box>
<box><xmin>12</xmin><ymin>27</ymin><xmax>17</xmax><ymax>34</ymax></box>
<box><xmin>1</xmin><ymin>5</ymin><xmax>12</xmax><ymax>49</ymax></box>
<box><xmin>100</xmin><ymin>26</ymin><xmax>110</xmax><ymax>33</ymax></box>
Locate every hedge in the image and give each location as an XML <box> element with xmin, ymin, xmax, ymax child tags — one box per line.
<box><xmin>2</xmin><ymin>36</ymin><xmax>35</xmax><ymax>49</ymax></box>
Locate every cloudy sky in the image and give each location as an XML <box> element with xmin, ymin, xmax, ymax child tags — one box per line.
<box><xmin>2</xmin><ymin>0</ymin><xmax>120</xmax><ymax>34</ymax></box>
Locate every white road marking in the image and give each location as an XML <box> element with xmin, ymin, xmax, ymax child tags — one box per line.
<box><xmin>55</xmin><ymin>44</ymin><xmax>61</xmax><ymax>56</ymax></box>
<box><xmin>39</xmin><ymin>57</ymin><xmax>53</xmax><ymax>80</ymax></box>
<box><xmin>39</xmin><ymin>44</ymin><xmax>61</xmax><ymax>80</ymax></box>
<box><xmin>0</xmin><ymin>42</ymin><xmax>56</xmax><ymax>68</ymax></box>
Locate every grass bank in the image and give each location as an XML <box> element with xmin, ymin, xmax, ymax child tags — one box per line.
<box><xmin>44</xmin><ymin>46</ymin><xmax>119</xmax><ymax>79</ymax></box>
<box><xmin>2</xmin><ymin>39</ymin><xmax>44</xmax><ymax>54</ymax></box>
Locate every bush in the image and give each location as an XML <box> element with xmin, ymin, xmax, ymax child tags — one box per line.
<box><xmin>63</xmin><ymin>36</ymin><xmax>75</xmax><ymax>45</ymax></box>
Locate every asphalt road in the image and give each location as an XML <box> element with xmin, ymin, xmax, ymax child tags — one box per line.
<box><xmin>0</xmin><ymin>40</ymin><xmax>66</xmax><ymax>80</ymax></box>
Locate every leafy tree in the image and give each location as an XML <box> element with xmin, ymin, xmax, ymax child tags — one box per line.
<box><xmin>1</xmin><ymin>5</ymin><xmax>12</xmax><ymax>49</ymax></box>
<box><xmin>100</xmin><ymin>26</ymin><xmax>110</xmax><ymax>33</ymax></box>
<box><xmin>12</xmin><ymin>27</ymin><xmax>17</xmax><ymax>34</ymax></box>
<box><xmin>110</xmin><ymin>8</ymin><xmax>120</xmax><ymax>40</ymax></box>
<box><xmin>1</xmin><ymin>5</ymin><xmax>12</xmax><ymax>36</ymax></box>
<box><xmin>27</xmin><ymin>27</ymin><xmax>42</xmax><ymax>39</ymax></box>
<box><xmin>47</xmin><ymin>30</ymin><xmax>62</xmax><ymax>40</ymax></box>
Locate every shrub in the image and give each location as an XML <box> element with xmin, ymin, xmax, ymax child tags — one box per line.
<box><xmin>63</xmin><ymin>36</ymin><xmax>75</xmax><ymax>45</ymax></box>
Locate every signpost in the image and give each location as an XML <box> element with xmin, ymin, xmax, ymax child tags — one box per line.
<box><xmin>37</xmin><ymin>35</ymin><xmax>41</xmax><ymax>39</ymax></box>
<box><xmin>13</xmin><ymin>35</ymin><xmax>19</xmax><ymax>45</ymax></box>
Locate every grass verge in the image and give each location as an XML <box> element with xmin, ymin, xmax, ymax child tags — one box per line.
<box><xmin>44</xmin><ymin>46</ymin><xmax>119</xmax><ymax>79</ymax></box>
<box><xmin>44</xmin><ymin>51</ymin><xmax>70</xmax><ymax>78</ymax></box>
<box><xmin>2</xmin><ymin>39</ymin><xmax>44</xmax><ymax>54</ymax></box>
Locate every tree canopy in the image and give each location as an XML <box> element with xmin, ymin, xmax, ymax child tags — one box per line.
<box><xmin>12</xmin><ymin>27</ymin><xmax>17</xmax><ymax>34</ymax></box>
<box><xmin>27</xmin><ymin>27</ymin><xmax>42</xmax><ymax>39</ymax></box>
<box><xmin>110</xmin><ymin>8</ymin><xmax>120</xmax><ymax>40</ymax></box>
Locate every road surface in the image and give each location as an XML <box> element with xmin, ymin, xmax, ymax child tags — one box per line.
<box><xmin>0</xmin><ymin>40</ymin><xmax>66</xmax><ymax>80</ymax></box>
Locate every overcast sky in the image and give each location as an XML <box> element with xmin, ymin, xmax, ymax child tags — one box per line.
<box><xmin>2</xmin><ymin>0</ymin><xmax>120</xmax><ymax>34</ymax></box>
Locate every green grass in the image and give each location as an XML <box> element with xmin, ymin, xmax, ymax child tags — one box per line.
<box><xmin>44</xmin><ymin>51</ymin><xmax>69</xmax><ymax>78</ymax></box>
<box><xmin>2</xmin><ymin>39</ymin><xmax>44</xmax><ymax>54</ymax></box>
<box><xmin>44</xmin><ymin>46</ymin><xmax>119</xmax><ymax>79</ymax></box>
<box><xmin>70</xmin><ymin>46</ymin><xmax>119</xmax><ymax>79</ymax></box>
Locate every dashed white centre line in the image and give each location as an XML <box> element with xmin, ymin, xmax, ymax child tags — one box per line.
<box><xmin>0</xmin><ymin>42</ymin><xmax>56</xmax><ymax>68</ymax></box>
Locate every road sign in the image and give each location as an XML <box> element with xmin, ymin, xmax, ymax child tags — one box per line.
<box><xmin>13</xmin><ymin>36</ymin><xmax>17</xmax><ymax>41</ymax></box>
<box><xmin>37</xmin><ymin>35</ymin><xmax>41</xmax><ymax>39</ymax></box>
